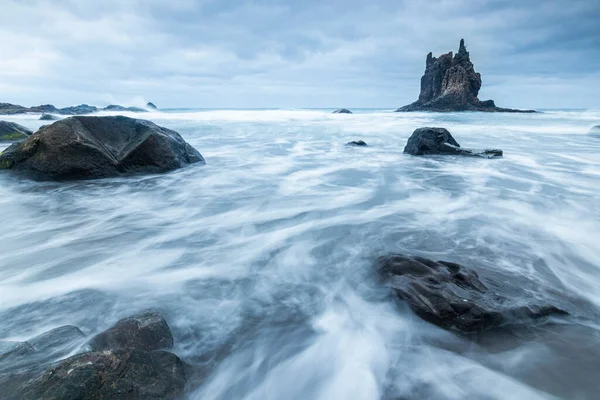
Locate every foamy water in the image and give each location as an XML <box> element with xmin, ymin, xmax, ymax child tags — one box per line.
<box><xmin>1</xmin><ymin>109</ymin><xmax>600</xmax><ymax>399</ymax></box>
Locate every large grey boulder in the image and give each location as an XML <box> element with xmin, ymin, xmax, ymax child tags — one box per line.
<box><xmin>0</xmin><ymin>121</ymin><xmax>33</xmax><ymax>141</ymax></box>
<box><xmin>378</xmin><ymin>254</ymin><xmax>568</xmax><ymax>334</ymax></box>
<box><xmin>0</xmin><ymin>115</ymin><xmax>205</xmax><ymax>179</ymax></box>
<box><xmin>403</xmin><ymin>127</ymin><xmax>502</xmax><ymax>158</ymax></box>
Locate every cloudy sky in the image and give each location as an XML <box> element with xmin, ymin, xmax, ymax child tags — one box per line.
<box><xmin>1</xmin><ymin>0</ymin><xmax>599</xmax><ymax>109</ymax></box>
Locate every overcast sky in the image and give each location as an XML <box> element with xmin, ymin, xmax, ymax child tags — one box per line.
<box><xmin>1</xmin><ymin>0</ymin><xmax>599</xmax><ymax>109</ymax></box>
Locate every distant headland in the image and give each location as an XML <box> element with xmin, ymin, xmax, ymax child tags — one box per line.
<box><xmin>0</xmin><ymin>102</ymin><xmax>158</xmax><ymax>116</ymax></box>
<box><xmin>396</xmin><ymin>39</ymin><xmax>535</xmax><ymax>113</ymax></box>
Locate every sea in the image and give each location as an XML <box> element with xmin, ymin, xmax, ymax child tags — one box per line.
<box><xmin>1</xmin><ymin>108</ymin><xmax>599</xmax><ymax>399</ymax></box>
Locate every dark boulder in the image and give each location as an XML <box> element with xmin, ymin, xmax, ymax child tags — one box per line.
<box><xmin>333</xmin><ymin>108</ymin><xmax>352</xmax><ymax>114</ymax></box>
<box><xmin>146</xmin><ymin>102</ymin><xmax>158</xmax><ymax>110</ymax></box>
<box><xmin>403</xmin><ymin>127</ymin><xmax>502</xmax><ymax>158</ymax></box>
<box><xmin>346</xmin><ymin>140</ymin><xmax>368</xmax><ymax>146</ymax></box>
<box><xmin>39</xmin><ymin>114</ymin><xmax>59</xmax><ymax>121</ymax></box>
<box><xmin>377</xmin><ymin>254</ymin><xmax>567</xmax><ymax>334</ymax></box>
<box><xmin>20</xmin><ymin>349</ymin><xmax>187</xmax><ymax>400</ymax></box>
<box><xmin>88</xmin><ymin>310</ymin><xmax>173</xmax><ymax>352</ymax></box>
<box><xmin>28</xmin><ymin>325</ymin><xmax>86</xmax><ymax>355</ymax></box>
<box><xmin>0</xmin><ymin>121</ymin><xmax>33</xmax><ymax>141</ymax></box>
<box><xmin>104</xmin><ymin>105</ymin><xmax>148</xmax><ymax>113</ymax></box>
<box><xmin>396</xmin><ymin>39</ymin><xmax>535</xmax><ymax>113</ymax></box>
<box><xmin>0</xmin><ymin>115</ymin><xmax>205</xmax><ymax>179</ymax></box>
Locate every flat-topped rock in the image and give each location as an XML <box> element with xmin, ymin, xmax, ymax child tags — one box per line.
<box><xmin>403</xmin><ymin>127</ymin><xmax>502</xmax><ymax>158</ymax></box>
<box><xmin>0</xmin><ymin>116</ymin><xmax>205</xmax><ymax>179</ymax></box>
<box><xmin>346</xmin><ymin>140</ymin><xmax>367</xmax><ymax>146</ymax></box>
<box><xmin>396</xmin><ymin>39</ymin><xmax>535</xmax><ymax>113</ymax></box>
<box><xmin>0</xmin><ymin>121</ymin><xmax>33</xmax><ymax>141</ymax></box>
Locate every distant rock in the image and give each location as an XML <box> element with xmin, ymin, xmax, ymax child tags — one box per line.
<box><xmin>403</xmin><ymin>127</ymin><xmax>502</xmax><ymax>158</ymax></box>
<box><xmin>333</xmin><ymin>108</ymin><xmax>353</xmax><ymax>114</ymax></box>
<box><xmin>0</xmin><ymin>103</ymin><xmax>29</xmax><ymax>115</ymax></box>
<box><xmin>0</xmin><ymin>121</ymin><xmax>33</xmax><ymax>141</ymax></box>
<box><xmin>377</xmin><ymin>254</ymin><xmax>568</xmax><ymax>334</ymax></box>
<box><xmin>346</xmin><ymin>140</ymin><xmax>368</xmax><ymax>146</ymax></box>
<box><xmin>29</xmin><ymin>104</ymin><xmax>60</xmax><ymax>114</ymax></box>
<box><xmin>396</xmin><ymin>39</ymin><xmax>535</xmax><ymax>113</ymax></box>
<box><xmin>88</xmin><ymin>310</ymin><xmax>173</xmax><ymax>352</ymax></box>
<box><xmin>104</xmin><ymin>105</ymin><xmax>148</xmax><ymax>113</ymax></box>
<box><xmin>39</xmin><ymin>114</ymin><xmax>59</xmax><ymax>121</ymax></box>
<box><xmin>59</xmin><ymin>104</ymin><xmax>98</xmax><ymax>115</ymax></box>
<box><xmin>146</xmin><ymin>102</ymin><xmax>158</xmax><ymax>110</ymax></box>
<box><xmin>0</xmin><ymin>115</ymin><xmax>205</xmax><ymax>179</ymax></box>
<box><xmin>591</xmin><ymin>125</ymin><xmax>600</xmax><ymax>132</ymax></box>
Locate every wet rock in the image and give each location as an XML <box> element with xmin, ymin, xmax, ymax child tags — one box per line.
<box><xmin>333</xmin><ymin>108</ymin><xmax>352</xmax><ymax>114</ymax></box>
<box><xmin>0</xmin><ymin>121</ymin><xmax>33</xmax><ymax>141</ymax></box>
<box><xmin>0</xmin><ymin>341</ymin><xmax>35</xmax><ymax>362</ymax></box>
<box><xmin>591</xmin><ymin>125</ymin><xmax>600</xmax><ymax>133</ymax></box>
<box><xmin>0</xmin><ymin>115</ymin><xmax>205</xmax><ymax>179</ymax></box>
<box><xmin>39</xmin><ymin>114</ymin><xmax>59</xmax><ymax>121</ymax></box>
<box><xmin>104</xmin><ymin>105</ymin><xmax>148</xmax><ymax>113</ymax></box>
<box><xmin>28</xmin><ymin>325</ymin><xmax>86</xmax><ymax>354</ymax></box>
<box><xmin>146</xmin><ymin>102</ymin><xmax>158</xmax><ymax>110</ymax></box>
<box><xmin>346</xmin><ymin>140</ymin><xmax>368</xmax><ymax>146</ymax></box>
<box><xmin>58</xmin><ymin>104</ymin><xmax>98</xmax><ymax>115</ymax></box>
<box><xmin>403</xmin><ymin>127</ymin><xmax>502</xmax><ymax>158</ymax></box>
<box><xmin>377</xmin><ymin>254</ymin><xmax>568</xmax><ymax>334</ymax></box>
<box><xmin>21</xmin><ymin>349</ymin><xmax>187</xmax><ymax>400</ymax></box>
<box><xmin>396</xmin><ymin>39</ymin><xmax>535</xmax><ymax>113</ymax></box>
<box><xmin>88</xmin><ymin>310</ymin><xmax>174</xmax><ymax>352</ymax></box>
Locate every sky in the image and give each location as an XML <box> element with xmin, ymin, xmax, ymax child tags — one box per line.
<box><xmin>1</xmin><ymin>0</ymin><xmax>599</xmax><ymax>109</ymax></box>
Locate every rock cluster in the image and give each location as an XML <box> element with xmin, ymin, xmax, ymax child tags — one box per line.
<box><xmin>0</xmin><ymin>116</ymin><xmax>205</xmax><ymax>179</ymax></box>
<box><xmin>403</xmin><ymin>127</ymin><xmax>502</xmax><ymax>158</ymax></box>
<box><xmin>0</xmin><ymin>311</ymin><xmax>187</xmax><ymax>400</ymax></box>
<box><xmin>0</xmin><ymin>121</ymin><xmax>32</xmax><ymax>142</ymax></box>
<box><xmin>397</xmin><ymin>39</ymin><xmax>535</xmax><ymax>113</ymax></box>
<box><xmin>377</xmin><ymin>254</ymin><xmax>568</xmax><ymax>334</ymax></box>
<box><xmin>0</xmin><ymin>102</ymin><xmax>154</xmax><ymax>116</ymax></box>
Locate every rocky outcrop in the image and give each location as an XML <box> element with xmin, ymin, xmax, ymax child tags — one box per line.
<box><xmin>0</xmin><ymin>103</ymin><xmax>60</xmax><ymax>115</ymax></box>
<box><xmin>39</xmin><ymin>114</ymin><xmax>59</xmax><ymax>121</ymax></box>
<box><xmin>58</xmin><ymin>104</ymin><xmax>98</xmax><ymax>115</ymax></box>
<box><xmin>346</xmin><ymin>140</ymin><xmax>367</xmax><ymax>146</ymax></box>
<box><xmin>333</xmin><ymin>108</ymin><xmax>352</xmax><ymax>114</ymax></box>
<box><xmin>397</xmin><ymin>39</ymin><xmax>535</xmax><ymax>113</ymax></box>
<box><xmin>104</xmin><ymin>105</ymin><xmax>148</xmax><ymax>113</ymax></box>
<box><xmin>403</xmin><ymin>127</ymin><xmax>502</xmax><ymax>158</ymax></box>
<box><xmin>147</xmin><ymin>102</ymin><xmax>158</xmax><ymax>110</ymax></box>
<box><xmin>377</xmin><ymin>254</ymin><xmax>568</xmax><ymax>334</ymax></box>
<box><xmin>0</xmin><ymin>121</ymin><xmax>33</xmax><ymax>141</ymax></box>
<box><xmin>0</xmin><ymin>116</ymin><xmax>205</xmax><ymax>179</ymax></box>
<box><xmin>0</xmin><ymin>310</ymin><xmax>189</xmax><ymax>400</ymax></box>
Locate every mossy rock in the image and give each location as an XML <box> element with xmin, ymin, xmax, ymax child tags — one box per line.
<box><xmin>0</xmin><ymin>121</ymin><xmax>32</xmax><ymax>142</ymax></box>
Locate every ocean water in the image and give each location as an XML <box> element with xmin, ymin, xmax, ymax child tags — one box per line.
<box><xmin>1</xmin><ymin>109</ymin><xmax>600</xmax><ymax>399</ymax></box>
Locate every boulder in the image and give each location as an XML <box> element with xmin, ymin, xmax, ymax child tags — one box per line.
<box><xmin>39</xmin><ymin>114</ymin><xmax>59</xmax><ymax>121</ymax></box>
<box><xmin>333</xmin><ymin>108</ymin><xmax>352</xmax><ymax>114</ymax></box>
<box><xmin>88</xmin><ymin>310</ymin><xmax>174</xmax><ymax>352</ymax></box>
<box><xmin>396</xmin><ymin>39</ymin><xmax>535</xmax><ymax>113</ymax></box>
<box><xmin>146</xmin><ymin>102</ymin><xmax>158</xmax><ymax>110</ymax></box>
<box><xmin>104</xmin><ymin>105</ymin><xmax>148</xmax><ymax>113</ymax></box>
<box><xmin>0</xmin><ymin>116</ymin><xmax>205</xmax><ymax>179</ymax></box>
<box><xmin>377</xmin><ymin>254</ymin><xmax>568</xmax><ymax>334</ymax></box>
<box><xmin>0</xmin><ymin>121</ymin><xmax>33</xmax><ymax>141</ymax></box>
<box><xmin>346</xmin><ymin>140</ymin><xmax>368</xmax><ymax>146</ymax></box>
<box><xmin>20</xmin><ymin>349</ymin><xmax>187</xmax><ymax>400</ymax></box>
<box><xmin>59</xmin><ymin>104</ymin><xmax>98</xmax><ymax>115</ymax></box>
<box><xmin>403</xmin><ymin>127</ymin><xmax>502</xmax><ymax>158</ymax></box>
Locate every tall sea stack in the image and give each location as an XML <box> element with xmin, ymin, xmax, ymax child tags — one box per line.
<box><xmin>397</xmin><ymin>39</ymin><xmax>534</xmax><ymax>113</ymax></box>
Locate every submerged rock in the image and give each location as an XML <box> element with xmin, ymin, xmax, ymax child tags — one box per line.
<box><xmin>39</xmin><ymin>114</ymin><xmax>59</xmax><ymax>121</ymax></box>
<box><xmin>88</xmin><ymin>310</ymin><xmax>174</xmax><ymax>352</ymax></box>
<box><xmin>346</xmin><ymin>140</ymin><xmax>368</xmax><ymax>146</ymax></box>
<box><xmin>59</xmin><ymin>104</ymin><xmax>98</xmax><ymax>115</ymax></box>
<box><xmin>146</xmin><ymin>102</ymin><xmax>158</xmax><ymax>110</ymax></box>
<box><xmin>403</xmin><ymin>127</ymin><xmax>502</xmax><ymax>158</ymax></box>
<box><xmin>0</xmin><ymin>115</ymin><xmax>205</xmax><ymax>179</ymax></box>
<box><xmin>0</xmin><ymin>121</ymin><xmax>33</xmax><ymax>141</ymax></box>
<box><xmin>377</xmin><ymin>254</ymin><xmax>568</xmax><ymax>334</ymax></box>
<box><xmin>21</xmin><ymin>349</ymin><xmax>187</xmax><ymax>400</ymax></box>
<box><xmin>396</xmin><ymin>39</ymin><xmax>535</xmax><ymax>113</ymax></box>
<box><xmin>333</xmin><ymin>108</ymin><xmax>352</xmax><ymax>114</ymax></box>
